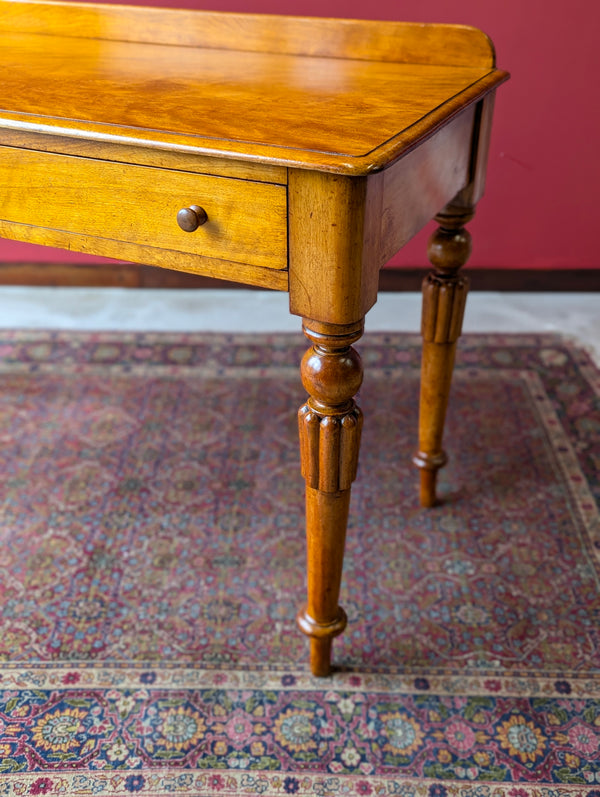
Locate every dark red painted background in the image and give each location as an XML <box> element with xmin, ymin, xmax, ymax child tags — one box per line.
<box><xmin>2</xmin><ymin>0</ymin><xmax>598</xmax><ymax>269</ymax></box>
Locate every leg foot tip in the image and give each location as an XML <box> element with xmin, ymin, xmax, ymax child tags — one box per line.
<box><xmin>297</xmin><ymin>607</ymin><xmax>347</xmax><ymax>677</ymax></box>
<box><xmin>413</xmin><ymin>451</ymin><xmax>446</xmax><ymax>508</ymax></box>
<box><xmin>310</xmin><ymin>659</ymin><xmax>333</xmax><ymax>678</ymax></box>
<box><xmin>419</xmin><ymin>469</ymin><xmax>438</xmax><ymax>508</ymax></box>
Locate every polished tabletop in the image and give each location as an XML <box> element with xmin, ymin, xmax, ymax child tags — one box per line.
<box><xmin>0</xmin><ymin>1</ymin><xmax>506</xmax><ymax>173</ymax></box>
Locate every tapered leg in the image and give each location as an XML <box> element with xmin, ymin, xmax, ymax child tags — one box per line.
<box><xmin>413</xmin><ymin>202</ymin><xmax>474</xmax><ymax>507</ymax></box>
<box><xmin>297</xmin><ymin>319</ymin><xmax>363</xmax><ymax>676</ymax></box>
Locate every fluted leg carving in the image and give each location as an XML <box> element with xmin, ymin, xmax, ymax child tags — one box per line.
<box><xmin>297</xmin><ymin>319</ymin><xmax>364</xmax><ymax>676</ymax></box>
<box><xmin>414</xmin><ymin>202</ymin><xmax>473</xmax><ymax>508</ymax></box>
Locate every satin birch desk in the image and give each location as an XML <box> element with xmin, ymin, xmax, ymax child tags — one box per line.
<box><xmin>0</xmin><ymin>0</ymin><xmax>508</xmax><ymax>675</ymax></box>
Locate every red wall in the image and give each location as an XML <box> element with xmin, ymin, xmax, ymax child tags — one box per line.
<box><xmin>2</xmin><ymin>0</ymin><xmax>598</xmax><ymax>270</ymax></box>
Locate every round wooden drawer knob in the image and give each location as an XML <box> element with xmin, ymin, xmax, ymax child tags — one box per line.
<box><xmin>177</xmin><ymin>205</ymin><xmax>208</xmax><ymax>232</ymax></box>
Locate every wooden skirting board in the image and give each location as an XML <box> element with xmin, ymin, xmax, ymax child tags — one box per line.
<box><xmin>0</xmin><ymin>262</ymin><xmax>597</xmax><ymax>292</ymax></box>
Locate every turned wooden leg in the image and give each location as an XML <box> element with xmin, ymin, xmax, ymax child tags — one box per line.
<box><xmin>413</xmin><ymin>202</ymin><xmax>473</xmax><ymax>508</ymax></box>
<box><xmin>296</xmin><ymin>319</ymin><xmax>363</xmax><ymax>676</ymax></box>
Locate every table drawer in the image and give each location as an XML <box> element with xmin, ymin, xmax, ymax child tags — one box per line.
<box><xmin>0</xmin><ymin>147</ymin><xmax>287</xmax><ymax>270</ymax></box>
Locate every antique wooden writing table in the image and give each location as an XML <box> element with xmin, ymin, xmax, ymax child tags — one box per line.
<box><xmin>0</xmin><ymin>0</ymin><xmax>508</xmax><ymax>675</ymax></box>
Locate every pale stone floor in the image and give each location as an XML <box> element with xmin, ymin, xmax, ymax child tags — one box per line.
<box><xmin>0</xmin><ymin>287</ymin><xmax>597</xmax><ymax>363</ymax></box>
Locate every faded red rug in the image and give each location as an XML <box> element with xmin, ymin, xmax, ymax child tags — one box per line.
<box><xmin>0</xmin><ymin>330</ymin><xmax>598</xmax><ymax>795</ymax></box>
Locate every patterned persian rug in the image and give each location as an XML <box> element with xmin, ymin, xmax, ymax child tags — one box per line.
<box><xmin>0</xmin><ymin>330</ymin><xmax>598</xmax><ymax>796</ymax></box>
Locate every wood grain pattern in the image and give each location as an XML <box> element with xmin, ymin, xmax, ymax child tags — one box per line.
<box><xmin>0</xmin><ymin>4</ymin><xmax>508</xmax><ymax>174</ymax></box>
<box><xmin>0</xmin><ymin>146</ymin><xmax>287</xmax><ymax>272</ymax></box>
<box><xmin>0</xmin><ymin>0</ymin><xmax>496</xmax><ymax>67</ymax></box>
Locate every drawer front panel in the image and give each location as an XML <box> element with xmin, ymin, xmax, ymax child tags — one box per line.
<box><xmin>0</xmin><ymin>147</ymin><xmax>287</xmax><ymax>270</ymax></box>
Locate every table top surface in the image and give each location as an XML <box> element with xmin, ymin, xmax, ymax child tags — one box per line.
<box><xmin>0</xmin><ymin>0</ymin><xmax>508</xmax><ymax>174</ymax></box>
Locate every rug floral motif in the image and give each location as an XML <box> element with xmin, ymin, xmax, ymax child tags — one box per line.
<box><xmin>0</xmin><ymin>330</ymin><xmax>598</xmax><ymax>795</ymax></box>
